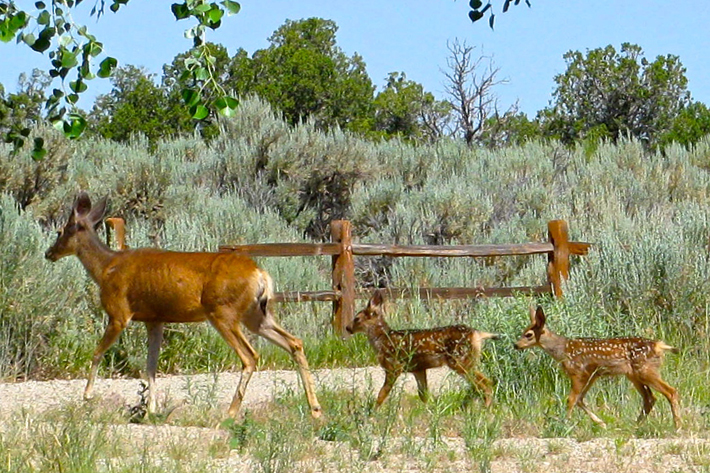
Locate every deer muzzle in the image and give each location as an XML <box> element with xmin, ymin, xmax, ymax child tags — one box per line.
<box><xmin>45</xmin><ymin>248</ymin><xmax>58</xmax><ymax>261</ymax></box>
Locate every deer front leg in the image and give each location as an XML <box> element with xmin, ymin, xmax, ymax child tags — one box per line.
<box><xmin>376</xmin><ymin>370</ymin><xmax>400</xmax><ymax>407</ymax></box>
<box><xmin>145</xmin><ymin>322</ymin><xmax>164</xmax><ymax>414</ymax></box>
<box><xmin>568</xmin><ymin>373</ymin><xmax>606</xmax><ymax>427</ymax></box>
<box><xmin>413</xmin><ymin>370</ymin><xmax>429</xmax><ymax>403</ymax></box>
<box><xmin>85</xmin><ymin>318</ymin><xmax>127</xmax><ymax>401</ymax></box>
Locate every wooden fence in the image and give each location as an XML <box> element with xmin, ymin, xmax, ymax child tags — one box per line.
<box><xmin>218</xmin><ymin>219</ymin><xmax>590</xmax><ymax>336</ymax></box>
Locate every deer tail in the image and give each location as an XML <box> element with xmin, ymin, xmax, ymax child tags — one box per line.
<box><xmin>474</xmin><ymin>331</ymin><xmax>500</xmax><ymax>343</ymax></box>
<box><xmin>257</xmin><ymin>269</ymin><xmax>275</xmax><ymax>315</ymax></box>
<box><xmin>655</xmin><ymin>341</ymin><xmax>679</xmax><ymax>355</ymax></box>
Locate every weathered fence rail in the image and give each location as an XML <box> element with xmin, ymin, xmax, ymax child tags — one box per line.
<box><xmin>218</xmin><ymin>219</ymin><xmax>590</xmax><ymax>335</ymax></box>
<box><xmin>104</xmin><ymin>217</ymin><xmax>589</xmax><ymax>336</ymax></box>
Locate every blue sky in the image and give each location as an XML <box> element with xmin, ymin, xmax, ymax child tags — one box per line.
<box><xmin>1</xmin><ymin>1</ymin><xmax>709</xmax><ymax>116</ymax></box>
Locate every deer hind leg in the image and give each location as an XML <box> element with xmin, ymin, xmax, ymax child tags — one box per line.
<box><xmin>145</xmin><ymin>322</ymin><xmax>164</xmax><ymax>414</ymax></box>
<box><xmin>628</xmin><ymin>377</ymin><xmax>656</xmax><ymax>423</ymax></box>
<box><xmin>641</xmin><ymin>373</ymin><xmax>681</xmax><ymax>430</ymax></box>
<box><xmin>413</xmin><ymin>370</ymin><xmax>429</xmax><ymax>403</ymax></box>
<box><xmin>568</xmin><ymin>372</ymin><xmax>606</xmax><ymax>427</ymax></box>
<box><xmin>252</xmin><ymin>317</ymin><xmax>322</xmax><ymax>419</ymax></box>
<box><xmin>209</xmin><ymin>317</ymin><xmax>259</xmax><ymax>418</ymax></box>
<box><xmin>448</xmin><ymin>357</ymin><xmax>493</xmax><ymax>407</ymax></box>
<box><xmin>85</xmin><ymin>318</ymin><xmax>127</xmax><ymax>401</ymax></box>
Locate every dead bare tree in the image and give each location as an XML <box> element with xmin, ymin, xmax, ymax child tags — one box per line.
<box><xmin>443</xmin><ymin>40</ymin><xmax>514</xmax><ymax>146</ymax></box>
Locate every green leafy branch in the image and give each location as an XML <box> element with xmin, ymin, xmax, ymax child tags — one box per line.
<box><xmin>171</xmin><ymin>0</ymin><xmax>240</xmax><ymax>119</ymax></box>
<box><xmin>468</xmin><ymin>0</ymin><xmax>531</xmax><ymax>29</ymax></box>
<box><xmin>1</xmin><ymin>0</ymin><xmax>122</xmax><ymax>158</ymax></box>
<box><xmin>1</xmin><ymin>0</ymin><xmax>240</xmax><ymax>159</ymax></box>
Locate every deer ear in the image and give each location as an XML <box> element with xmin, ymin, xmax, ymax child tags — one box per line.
<box><xmin>370</xmin><ymin>289</ymin><xmax>384</xmax><ymax>307</ymax></box>
<box><xmin>87</xmin><ymin>196</ymin><xmax>108</xmax><ymax>230</ymax></box>
<box><xmin>535</xmin><ymin>306</ymin><xmax>546</xmax><ymax>328</ymax></box>
<box><xmin>73</xmin><ymin>191</ymin><xmax>92</xmax><ymax>218</ymax></box>
<box><xmin>529</xmin><ymin>304</ymin><xmax>536</xmax><ymax>323</ymax></box>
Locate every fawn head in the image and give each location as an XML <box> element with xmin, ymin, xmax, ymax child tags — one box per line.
<box><xmin>514</xmin><ymin>305</ymin><xmax>547</xmax><ymax>350</ymax></box>
<box><xmin>45</xmin><ymin>191</ymin><xmax>107</xmax><ymax>262</ymax></box>
<box><xmin>346</xmin><ymin>289</ymin><xmax>386</xmax><ymax>334</ymax></box>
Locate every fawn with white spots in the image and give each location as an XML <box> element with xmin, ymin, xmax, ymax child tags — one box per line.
<box><xmin>346</xmin><ymin>289</ymin><xmax>498</xmax><ymax>407</ymax></box>
<box><xmin>514</xmin><ymin>305</ymin><xmax>681</xmax><ymax>429</ymax></box>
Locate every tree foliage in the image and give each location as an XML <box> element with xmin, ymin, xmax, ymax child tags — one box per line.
<box><xmin>0</xmin><ymin>69</ymin><xmax>51</xmax><ymax>158</ymax></box>
<box><xmin>658</xmin><ymin>101</ymin><xmax>710</xmax><ymax>149</ymax></box>
<box><xmin>540</xmin><ymin>43</ymin><xmax>690</xmax><ymax>147</ymax></box>
<box><xmin>229</xmin><ymin>18</ymin><xmax>375</xmax><ymax>131</ymax></box>
<box><xmin>89</xmin><ymin>66</ymin><xmax>179</xmax><ymax>144</ymax></box>
<box><xmin>371</xmin><ymin>72</ymin><xmax>451</xmax><ymax>142</ymax></box>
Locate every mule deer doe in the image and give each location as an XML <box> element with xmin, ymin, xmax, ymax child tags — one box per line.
<box><xmin>514</xmin><ymin>306</ymin><xmax>681</xmax><ymax>429</ymax></box>
<box><xmin>45</xmin><ymin>192</ymin><xmax>322</xmax><ymax>419</ymax></box>
<box><xmin>346</xmin><ymin>289</ymin><xmax>498</xmax><ymax>407</ymax></box>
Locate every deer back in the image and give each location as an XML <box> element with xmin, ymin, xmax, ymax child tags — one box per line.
<box><xmin>380</xmin><ymin>325</ymin><xmax>479</xmax><ymax>371</ymax></box>
<box><xmin>561</xmin><ymin>337</ymin><xmax>673</xmax><ymax>376</ymax></box>
<box><xmin>46</xmin><ymin>192</ymin><xmax>270</xmax><ymax>325</ymax></box>
<box><xmin>102</xmin><ymin>249</ymin><xmax>268</xmax><ymax>324</ymax></box>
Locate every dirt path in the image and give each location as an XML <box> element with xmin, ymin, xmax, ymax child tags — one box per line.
<box><xmin>2</xmin><ymin>367</ymin><xmax>708</xmax><ymax>472</ymax></box>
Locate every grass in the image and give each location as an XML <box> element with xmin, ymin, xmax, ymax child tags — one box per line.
<box><xmin>4</xmin><ymin>374</ymin><xmax>707</xmax><ymax>473</ymax></box>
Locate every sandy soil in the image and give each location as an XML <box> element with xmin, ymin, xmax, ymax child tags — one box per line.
<box><xmin>1</xmin><ymin>367</ymin><xmax>708</xmax><ymax>472</ymax></box>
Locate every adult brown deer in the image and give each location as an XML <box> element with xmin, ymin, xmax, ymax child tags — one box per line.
<box><xmin>514</xmin><ymin>305</ymin><xmax>680</xmax><ymax>429</ymax></box>
<box><xmin>45</xmin><ymin>191</ymin><xmax>322</xmax><ymax>419</ymax></box>
<box><xmin>346</xmin><ymin>289</ymin><xmax>498</xmax><ymax>407</ymax></box>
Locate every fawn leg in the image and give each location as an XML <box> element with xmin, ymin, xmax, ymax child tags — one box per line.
<box><xmin>376</xmin><ymin>370</ymin><xmax>400</xmax><ymax>407</ymax></box>
<box><xmin>471</xmin><ymin>370</ymin><xmax>494</xmax><ymax>407</ymax></box>
<box><xmin>449</xmin><ymin>359</ymin><xmax>493</xmax><ymax>407</ymax></box>
<box><xmin>642</xmin><ymin>374</ymin><xmax>681</xmax><ymax>430</ymax></box>
<box><xmin>628</xmin><ymin>377</ymin><xmax>656</xmax><ymax>423</ymax></box>
<box><xmin>413</xmin><ymin>370</ymin><xmax>429</xmax><ymax>403</ymax></box>
<box><xmin>145</xmin><ymin>322</ymin><xmax>164</xmax><ymax>414</ymax></box>
<box><xmin>568</xmin><ymin>372</ymin><xmax>606</xmax><ymax>427</ymax></box>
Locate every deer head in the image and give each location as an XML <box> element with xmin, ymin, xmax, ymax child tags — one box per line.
<box><xmin>346</xmin><ymin>289</ymin><xmax>386</xmax><ymax>334</ymax></box>
<box><xmin>513</xmin><ymin>305</ymin><xmax>547</xmax><ymax>350</ymax></box>
<box><xmin>45</xmin><ymin>191</ymin><xmax>107</xmax><ymax>262</ymax></box>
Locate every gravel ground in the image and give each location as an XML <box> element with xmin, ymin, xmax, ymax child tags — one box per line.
<box><xmin>2</xmin><ymin>367</ymin><xmax>709</xmax><ymax>472</ymax></box>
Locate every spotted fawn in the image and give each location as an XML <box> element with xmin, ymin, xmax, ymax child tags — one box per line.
<box><xmin>346</xmin><ymin>289</ymin><xmax>498</xmax><ymax>407</ymax></box>
<box><xmin>514</xmin><ymin>305</ymin><xmax>681</xmax><ymax>429</ymax></box>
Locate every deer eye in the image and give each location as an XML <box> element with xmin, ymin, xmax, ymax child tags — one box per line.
<box><xmin>525</xmin><ymin>331</ymin><xmax>534</xmax><ymax>339</ymax></box>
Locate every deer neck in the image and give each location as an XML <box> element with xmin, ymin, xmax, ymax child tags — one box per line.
<box><xmin>364</xmin><ymin>318</ymin><xmax>393</xmax><ymax>349</ymax></box>
<box><xmin>75</xmin><ymin>231</ymin><xmax>118</xmax><ymax>285</ymax></box>
<box><xmin>537</xmin><ymin>329</ymin><xmax>569</xmax><ymax>363</ymax></box>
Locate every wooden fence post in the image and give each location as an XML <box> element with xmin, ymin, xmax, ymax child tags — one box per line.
<box><xmin>105</xmin><ymin>217</ymin><xmax>127</xmax><ymax>250</ymax></box>
<box><xmin>547</xmin><ymin>220</ymin><xmax>570</xmax><ymax>298</ymax></box>
<box><xmin>331</xmin><ymin>220</ymin><xmax>355</xmax><ymax>336</ymax></box>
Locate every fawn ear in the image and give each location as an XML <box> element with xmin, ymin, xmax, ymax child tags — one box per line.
<box><xmin>370</xmin><ymin>289</ymin><xmax>384</xmax><ymax>307</ymax></box>
<box><xmin>534</xmin><ymin>306</ymin><xmax>546</xmax><ymax>328</ymax></box>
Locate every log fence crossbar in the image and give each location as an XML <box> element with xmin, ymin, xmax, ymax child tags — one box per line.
<box><xmin>218</xmin><ymin>219</ymin><xmax>590</xmax><ymax>336</ymax></box>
